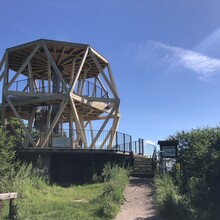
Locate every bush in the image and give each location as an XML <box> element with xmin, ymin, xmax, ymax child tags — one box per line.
<box><xmin>155</xmin><ymin>174</ymin><xmax>192</xmax><ymax>220</ymax></box>
<box><xmin>0</xmin><ymin>127</ymin><xmax>17</xmax><ymax>193</ymax></box>
<box><xmin>155</xmin><ymin>126</ymin><xmax>220</xmax><ymax>219</ymax></box>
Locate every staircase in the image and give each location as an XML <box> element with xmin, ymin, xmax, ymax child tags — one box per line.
<box><xmin>131</xmin><ymin>155</ymin><xmax>154</xmax><ymax>177</ymax></box>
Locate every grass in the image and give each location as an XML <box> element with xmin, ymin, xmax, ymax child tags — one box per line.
<box><xmin>1</xmin><ymin>163</ymin><xmax>129</xmax><ymax>220</ymax></box>
<box><xmin>16</xmin><ymin>183</ymin><xmax>104</xmax><ymax>220</ymax></box>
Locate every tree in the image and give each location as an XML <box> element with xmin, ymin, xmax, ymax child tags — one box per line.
<box><xmin>169</xmin><ymin>126</ymin><xmax>220</xmax><ymax>218</ymax></box>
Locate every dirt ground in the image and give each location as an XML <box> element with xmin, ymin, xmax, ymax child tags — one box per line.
<box><xmin>115</xmin><ymin>177</ymin><xmax>163</xmax><ymax>220</ymax></box>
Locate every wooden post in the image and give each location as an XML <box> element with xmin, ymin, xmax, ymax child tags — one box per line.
<box><xmin>0</xmin><ymin>193</ymin><xmax>18</xmax><ymax>220</ymax></box>
<box><xmin>69</xmin><ymin>106</ymin><xmax>74</xmax><ymax>148</ymax></box>
<box><xmin>0</xmin><ymin>200</ymin><xmax>3</xmax><ymax>218</ymax></box>
<box><xmin>70</xmin><ymin>47</ymin><xmax>89</xmax><ymax>93</ymax></box>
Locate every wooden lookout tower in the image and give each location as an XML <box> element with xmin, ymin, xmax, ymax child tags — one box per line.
<box><xmin>0</xmin><ymin>39</ymin><xmax>120</xmax><ymax>150</ymax></box>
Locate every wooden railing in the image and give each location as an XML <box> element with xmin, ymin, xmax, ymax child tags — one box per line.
<box><xmin>0</xmin><ymin>192</ymin><xmax>18</xmax><ymax>220</ymax></box>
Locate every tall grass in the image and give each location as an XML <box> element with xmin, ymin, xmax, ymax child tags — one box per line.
<box><xmin>96</xmin><ymin>163</ymin><xmax>130</xmax><ymax>219</ymax></box>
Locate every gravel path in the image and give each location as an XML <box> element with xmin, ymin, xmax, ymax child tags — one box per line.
<box><xmin>115</xmin><ymin>177</ymin><xmax>163</xmax><ymax>220</ymax></box>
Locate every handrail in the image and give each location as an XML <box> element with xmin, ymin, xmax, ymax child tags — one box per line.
<box><xmin>9</xmin><ymin>78</ymin><xmax>109</xmax><ymax>99</ymax></box>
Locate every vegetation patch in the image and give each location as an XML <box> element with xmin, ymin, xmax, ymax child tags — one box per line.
<box><xmin>0</xmin><ymin>124</ymin><xmax>129</xmax><ymax>219</ymax></box>
<box><xmin>155</xmin><ymin>126</ymin><xmax>220</xmax><ymax>220</ymax></box>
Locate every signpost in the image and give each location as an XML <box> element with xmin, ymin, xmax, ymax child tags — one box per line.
<box><xmin>157</xmin><ymin>140</ymin><xmax>179</xmax><ymax>173</ymax></box>
<box><xmin>158</xmin><ymin>140</ymin><xmax>178</xmax><ymax>158</ymax></box>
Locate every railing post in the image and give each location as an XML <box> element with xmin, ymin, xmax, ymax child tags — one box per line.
<box><xmin>123</xmin><ymin>133</ymin><xmax>126</xmax><ymax>153</ymax></box>
<box><xmin>116</xmin><ymin>131</ymin><xmax>118</xmax><ymax>152</ymax></box>
<box><xmin>129</xmin><ymin>135</ymin><xmax>132</xmax><ymax>152</ymax></box>
<box><xmin>139</xmin><ymin>138</ymin><xmax>141</xmax><ymax>155</ymax></box>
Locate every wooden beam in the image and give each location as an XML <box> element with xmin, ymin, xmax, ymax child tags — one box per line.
<box><xmin>34</xmin><ymin>80</ymin><xmax>39</xmax><ymax>92</ymax></box>
<box><xmin>0</xmin><ymin>53</ymin><xmax>6</xmax><ymax>72</ymax></box>
<box><xmin>80</xmin><ymin>68</ymin><xmax>88</xmax><ymax>95</ymax></box>
<box><xmin>89</xmin><ymin>121</ymin><xmax>96</xmax><ymax>149</ymax></box>
<box><xmin>0</xmin><ymin>53</ymin><xmax>6</xmax><ymax>82</ymax></box>
<box><xmin>57</xmin><ymin>47</ymin><xmax>65</xmax><ymax>65</ymax></box>
<box><xmin>69</xmin><ymin>58</ymin><xmax>76</xmax><ymax>86</ymax></box>
<box><xmin>41</xmin><ymin>98</ymin><xmax>68</xmax><ymax>148</ymax></box>
<box><xmin>48</xmin><ymin>60</ymin><xmax>51</xmax><ymax>93</ymax></box>
<box><xmin>107</xmin><ymin>64</ymin><xmax>119</xmax><ymax>98</ymax></box>
<box><xmin>24</xmin><ymin>108</ymin><xmax>35</xmax><ymax>147</ymax></box>
<box><xmin>89</xmin><ymin>49</ymin><xmax>119</xmax><ymax>99</ymax></box>
<box><xmin>108</xmin><ymin>103</ymin><xmax>120</xmax><ymax>149</ymax></box>
<box><xmin>41</xmin><ymin>41</ymin><xmax>68</xmax><ymax>93</ymax></box>
<box><xmin>97</xmin><ymin>76</ymin><xmax>108</xmax><ymax>96</ymax></box>
<box><xmin>1</xmin><ymin>52</ymin><xmax>8</xmax><ymax>125</ymax></box>
<box><xmin>89</xmin><ymin>105</ymin><xmax>116</xmax><ymax>149</ymax></box>
<box><xmin>92</xmin><ymin>78</ymin><xmax>97</xmax><ymax>97</ymax></box>
<box><xmin>100</xmin><ymin>131</ymin><xmax>111</xmax><ymax>149</ymax></box>
<box><xmin>70</xmin><ymin>97</ymin><xmax>87</xmax><ymax>148</ymax></box>
<box><xmin>28</xmin><ymin>62</ymin><xmax>34</xmax><ymax>92</ymax></box>
<box><xmin>68</xmin><ymin>106</ymin><xmax>74</xmax><ymax>148</ymax></box>
<box><xmin>90</xmin><ymin>47</ymin><xmax>108</xmax><ymax>64</ymax></box>
<box><xmin>6</xmin><ymin>42</ymin><xmax>41</xmax><ymax>90</ymax></box>
<box><xmin>78</xmin><ymin>112</ymin><xmax>87</xmax><ymax>148</ymax></box>
<box><xmin>70</xmin><ymin>46</ymin><xmax>89</xmax><ymax>93</ymax></box>
<box><xmin>5</xmin><ymin>96</ymin><xmax>36</xmax><ymax>147</ymax></box>
<box><xmin>45</xmin><ymin>105</ymin><xmax>52</xmax><ymax>147</ymax></box>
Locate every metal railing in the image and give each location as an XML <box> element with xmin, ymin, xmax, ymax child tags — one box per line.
<box><xmin>9</xmin><ymin>79</ymin><xmax>108</xmax><ymax>99</ymax></box>
<box><xmin>77</xmin><ymin>80</ymin><xmax>108</xmax><ymax>99</ymax></box>
<box><xmin>114</xmin><ymin>137</ymin><xmax>144</xmax><ymax>155</ymax></box>
<box><xmin>13</xmin><ymin>126</ymin><xmax>145</xmax><ymax>155</ymax></box>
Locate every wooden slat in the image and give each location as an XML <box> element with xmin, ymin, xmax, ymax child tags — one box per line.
<box><xmin>0</xmin><ymin>193</ymin><xmax>18</xmax><ymax>200</ymax></box>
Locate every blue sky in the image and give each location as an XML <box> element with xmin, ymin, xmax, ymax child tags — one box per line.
<box><xmin>1</xmin><ymin>0</ymin><xmax>220</xmax><ymax>146</ymax></box>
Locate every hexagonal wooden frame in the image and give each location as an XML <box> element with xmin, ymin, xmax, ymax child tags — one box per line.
<box><xmin>0</xmin><ymin>39</ymin><xmax>120</xmax><ymax>149</ymax></box>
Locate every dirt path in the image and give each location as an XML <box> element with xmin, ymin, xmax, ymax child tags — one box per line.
<box><xmin>115</xmin><ymin>177</ymin><xmax>163</xmax><ymax>220</ymax></box>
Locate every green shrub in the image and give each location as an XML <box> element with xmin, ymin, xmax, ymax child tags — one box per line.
<box><xmin>155</xmin><ymin>174</ymin><xmax>192</xmax><ymax>220</ymax></box>
<box><xmin>0</xmin><ymin>127</ymin><xmax>17</xmax><ymax>193</ymax></box>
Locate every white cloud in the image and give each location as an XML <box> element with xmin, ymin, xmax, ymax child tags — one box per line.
<box><xmin>129</xmin><ymin>41</ymin><xmax>220</xmax><ymax>80</ymax></box>
<box><xmin>145</xmin><ymin>140</ymin><xmax>156</xmax><ymax>146</ymax></box>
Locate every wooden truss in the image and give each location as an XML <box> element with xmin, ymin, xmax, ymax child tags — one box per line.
<box><xmin>0</xmin><ymin>39</ymin><xmax>120</xmax><ymax>149</ymax></box>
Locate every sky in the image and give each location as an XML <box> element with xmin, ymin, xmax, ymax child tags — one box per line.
<box><xmin>1</xmin><ymin>0</ymin><xmax>220</xmax><ymax>148</ymax></box>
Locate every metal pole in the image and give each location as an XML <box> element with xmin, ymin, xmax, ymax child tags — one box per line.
<box><xmin>116</xmin><ymin>131</ymin><xmax>118</xmax><ymax>152</ymax></box>
<box><xmin>129</xmin><ymin>135</ymin><xmax>132</xmax><ymax>152</ymax></box>
<box><xmin>123</xmin><ymin>133</ymin><xmax>126</xmax><ymax>153</ymax></box>
<box><xmin>139</xmin><ymin>138</ymin><xmax>141</xmax><ymax>155</ymax></box>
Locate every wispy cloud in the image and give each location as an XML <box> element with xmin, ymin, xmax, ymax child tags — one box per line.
<box><xmin>145</xmin><ymin>140</ymin><xmax>156</xmax><ymax>146</ymax></box>
<box><xmin>128</xmin><ymin>41</ymin><xmax>220</xmax><ymax>80</ymax></box>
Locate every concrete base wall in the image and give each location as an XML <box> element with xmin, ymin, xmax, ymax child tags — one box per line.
<box><xmin>17</xmin><ymin>150</ymin><xmax>130</xmax><ymax>185</ymax></box>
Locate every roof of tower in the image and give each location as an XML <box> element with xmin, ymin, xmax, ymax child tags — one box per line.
<box><xmin>6</xmin><ymin>39</ymin><xmax>109</xmax><ymax>80</ymax></box>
